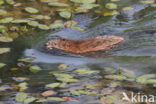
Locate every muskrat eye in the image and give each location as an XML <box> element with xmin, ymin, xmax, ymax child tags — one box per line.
<box><xmin>53</xmin><ymin>42</ymin><xmax>57</xmax><ymax>46</ymax></box>
<box><xmin>62</xmin><ymin>39</ymin><xmax>65</xmax><ymax>41</ymax></box>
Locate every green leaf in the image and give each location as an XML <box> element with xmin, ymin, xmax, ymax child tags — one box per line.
<box><xmin>45</xmin><ymin>83</ymin><xmax>60</xmax><ymax>88</ymax></box>
<box><xmin>54</xmin><ymin>73</ymin><xmax>73</xmax><ymax>78</ymax></box>
<box><xmin>0</xmin><ymin>25</ymin><xmax>7</xmax><ymax>31</ymax></box>
<box><xmin>106</xmin><ymin>95</ymin><xmax>119</xmax><ymax>102</ymax></box>
<box><xmin>0</xmin><ymin>9</ymin><xmax>7</xmax><ymax>15</ymax></box>
<box><xmin>59</xmin><ymin>83</ymin><xmax>67</xmax><ymax>88</ymax></box>
<box><xmin>0</xmin><ymin>48</ymin><xmax>10</xmax><ymax>54</ymax></box>
<box><xmin>16</xmin><ymin>93</ymin><xmax>28</xmax><ymax>102</ymax></box>
<box><xmin>57</xmin><ymin>78</ymin><xmax>78</xmax><ymax>82</ymax></box>
<box><xmin>48</xmin><ymin>2</ymin><xmax>69</xmax><ymax>7</ymax></box>
<box><xmin>18</xmin><ymin>57</ymin><xmax>35</xmax><ymax>62</ymax></box>
<box><xmin>105</xmin><ymin>3</ymin><xmax>117</xmax><ymax>9</ymax></box>
<box><xmin>77</xmin><ymin>4</ymin><xmax>99</xmax><ymax>10</ymax></box>
<box><xmin>104</xmin><ymin>67</ymin><xmax>116</xmax><ymax>74</ymax></box>
<box><xmin>59</xmin><ymin>11</ymin><xmax>71</xmax><ymax>19</ymax></box>
<box><xmin>70</xmin><ymin>90</ymin><xmax>81</xmax><ymax>96</ymax></box>
<box><xmin>29</xmin><ymin>65</ymin><xmax>41</xmax><ymax>73</ymax></box>
<box><xmin>25</xmin><ymin>7</ymin><xmax>39</xmax><ymax>14</ymax></box>
<box><xmin>75</xmin><ymin>69</ymin><xmax>98</xmax><ymax>74</ymax></box>
<box><xmin>0</xmin><ymin>63</ymin><xmax>6</xmax><ymax>68</ymax></box>
<box><xmin>36</xmin><ymin>99</ymin><xmax>47</xmax><ymax>102</ymax></box>
<box><xmin>28</xmin><ymin>21</ymin><xmax>39</xmax><ymax>27</ymax></box>
<box><xmin>38</xmin><ymin>24</ymin><xmax>49</xmax><ymax>30</ymax></box>
<box><xmin>18</xmin><ymin>82</ymin><xmax>28</xmax><ymax>91</ymax></box>
<box><xmin>0</xmin><ymin>36</ymin><xmax>13</xmax><ymax>42</ymax></box>
<box><xmin>104</xmin><ymin>75</ymin><xmax>126</xmax><ymax>81</ymax></box>
<box><xmin>24</xmin><ymin>97</ymin><xmax>36</xmax><ymax>104</ymax></box>
<box><xmin>47</xmin><ymin>97</ymin><xmax>65</xmax><ymax>101</ymax></box>
<box><xmin>12</xmin><ymin>19</ymin><xmax>30</xmax><ymax>23</ymax></box>
<box><xmin>6</xmin><ymin>0</ymin><xmax>15</xmax><ymax>5</ymax></box>
<box><xmin>0</xmin><ymin>17</ymin><xmax>13</xmax><ymax>23</ymax></box>
<box><xmin>70</xmin><ymin>0</ymin><xmax>96</xmax><ymax>4</ymax></box>
<box><xmin>71</xmin><ymin>26</ymin><xmax>84</xmax><ymax>31</ymax></box>
<box><xmin>136</xmin><ymin>74</ymin><xmax>156</xmax><ymax>84</ymax></box>
<box><xmin>49</xmin><ymin>21</ymin><xmax>64</xmax><ymax>29</ymax></box>
<box><xmin>0</xmin><ymin>0</ymin><xmax>4</xmax><ymax>5</ymax></box>
<box><xmin>31</xmin><ymin>15</ymin><xmax>51</xmax><ymax>20</ymax></box>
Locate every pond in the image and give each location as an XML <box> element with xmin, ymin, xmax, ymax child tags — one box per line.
<box><xmin>0</xmin><ymin>0</ymin><xmax>156</xmax><ymax>104</ymax></box>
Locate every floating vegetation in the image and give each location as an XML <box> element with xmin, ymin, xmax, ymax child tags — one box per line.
<box><xmin>29</xmin><ymin>65</ymin><xmax>41</xmax><ymax>73</ymax></box>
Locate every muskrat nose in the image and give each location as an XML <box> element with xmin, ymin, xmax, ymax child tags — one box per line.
<box><xmin>46</xmin><ymin>41</ymin><xmax>53</xmax><ymax>50</ymax></box>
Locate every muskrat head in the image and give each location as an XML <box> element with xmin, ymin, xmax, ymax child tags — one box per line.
<box><xmin>46</xmin><ymin>39</ymin><xmax>60</xmax><ymax>50</ymax></box>
<box><xmin>46</xmin><ymin>38</ymin><xmax>72</xmax><ymax>50</ymax></box>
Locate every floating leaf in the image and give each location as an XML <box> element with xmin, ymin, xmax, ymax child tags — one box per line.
<box><xmin>47</xmin><ymin>97</ymin><xmax>65</xmax><ymax>101</ymax></box>
<box><xmin>12</xmin><ymin>19</ymin><xmax>30</xmax><ymax>23</ymax></box>
<box><xmin>0</xmin><ymin>9</ymin><xmax>7</xmax><ymax>15</ymax></box>
<box><xmin>49</xmin><ymin>21</ymin><xmax>64</xmax><ymax>29</ymax></box>
<box><xmin>141</xmin><ymin>0</ymin><xmax>154</xmax><ymax>4</ymax></box>
<box><xmin>0</xmin><ymin>36</ymin><xmax>13</xmax><ymax>42</ymax></box>
<box><xmin>77</xmin><ymin>4</ymin><xmax>99</xmax><ymax>10</ymax></box>
<box><xmin>136</xmin><ymin>74</ymin><xmax>156</xmax><ymax>84</ymax></box>
<box><xmin>38</xmin><ymin>24</ymin><xmax>49</xmax><ymax>30</ymax></box>
<box><xmin>104</xmin><ymin>10</ymin><xmax>118</xmax><ymax>16</ymax></box>
<box><xmin>105</xmin><ymin>95</ymin><xmax>119</xmax><ymax>102</ymax></box>
<box><xmin>24</xmin><ymin>97</ymin><xmax>36</xmax><ymax>104</ymax></box>
<box><xmin>104</xmin><ymin>75</ymin><xmax>126</xmax><ymax>81</ymax></box>
<box><xmin>25</xmin><ymin>7</ymin><xmax>39</xmax><ymax>14</ymax></box>
<box><xmin>0</xmin><ymin>48</ymin><xmax>10</xmax><ymax>54</ymax></box>
<box><xmin>29</xmin><ymin>65</ymin><xmax>41</xmax><ymax>73</ymax></box>
<box><xmin>18</xmin><ymin>57</ymin><xmax>35</xmax><ymax>62</ymax></box>
<box><xmin>31</xmin><ymin>15</ymin><xmax>51</xmax><ymax>20</ymax></box>
<box><xmin>0</xmin><ymin>25</ymin><xmax>7</xmax><ymax>31</ymax></box>
<box><xmin>70</xmin><ymin>90</ymin><xmax>81</xmax><ymax>96</ymax></box>
<box><xmin>57</xmin><ymin>78</ymin><xmax>78</xmax><ymax>83</ymax></box>
<box><xmin>12</xmin><ymin>77</ymin><xmax>30</xmax><ymax>82</ymax></box>
<box><xmin>75</xmin><ymin>69</ymin><xmax>98</xmax><ymax>74</ymax></box>
<box><xmin>59</xmin><ymin>83</ymin><xmax>67</xmax><ymax>88</ymax></box>
<box><xmin>71</xmin><ymin>26</ymin><xmax>84</xmax><ymax>31</ymax></box>
<box><xmin>105</xmin><ymin>3</ymin><xmax>117</xmax><ymax>9</ymax></box>
<box><xmin>28</xmin><ymin>21</ymin><xmax>39</xmax><ymax>27</ymax></box>
<box><xmin>54</xmin><ymin>73</ymin><xmax>73</xmax><ymax>78</ymax></box>
<box><xmin>0</xmin><ymin>85</ymin><xmax>11</xmax><ymax>91</ymax></box>
<box><xmin>59</xmin><ymin>11</ymin><xmax>71</xmax><ymax>19</ymax></box>
<box><xmin>45</xmin><ymin>83</ymin><xmax>60</xmax><ymax>88</ymax></box>
<box><xmin>18</xmin><ymin>82</ymin><xmax>28</xmax><ymax>91</ymax></box>
<box><xmin>0</xmin><ymin>63</ymin><xmax>6</xmax><ymax>68</ymax></box>
<box><xmin>0</xmin><ymin>17</ymin><xmax>13</xmax><ymax>23</ymax></box>
<box><xmin>122</xmin><ymin>7</ymin><xmax>134</xmax><ymax>11</ymax></box>
<box><xmin>6</xmin><ymin>0</ymin><xmax>15</xmax><ymax>5</ymax></box>
<box><xmin>0</xmin><ymin>0</ymin><xmax>4</xmax><ymax>5</ymax></box>
<box><xmin>42</xmin><ymin>90</ymin><xmax>55</xmax><ymax>97</ymax></box>
<box><xmin>70</xmin><ymin>0</ymin><xmax>96</xmax><ymax>4</ymax></box>
<box><xmin>62</xmin><ymin>97</ymin><xmax>77</xmax><ymax>101</ymax></box>
<box><xmin>48</xmin><ymin>2</ymin><xmax>69</xmax><ymax>7</ymax></box>
<box><xmin>36</xmin><ymin>99</ymin><xmax>47</xmax><ymax>102</ymax></box>
<box><xmin>104</xmin><ymin>67</ymin><xmax>116</xmax><ymax>74</ymax></box>
<box><xmin>16</xmin><ymin>93</ymin><xmax>28</xmax><ymax>102</ymax></box>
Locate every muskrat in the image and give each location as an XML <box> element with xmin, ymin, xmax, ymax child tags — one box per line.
<box><xmin>46</xmin><ymin>35</ymin><xmax>124</xmax><ymax>54</ymax></box>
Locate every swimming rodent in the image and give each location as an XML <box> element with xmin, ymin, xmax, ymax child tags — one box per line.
<box><xmin>46</xmin><ymin>35</ymin><xmax>124</xmax><ymax>54</ymax></box>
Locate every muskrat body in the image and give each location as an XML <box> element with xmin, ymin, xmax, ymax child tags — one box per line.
<box><xmin>46</xmin><ymin>35</ymin><xmax>124</xmax><ymax>54</ymax></box>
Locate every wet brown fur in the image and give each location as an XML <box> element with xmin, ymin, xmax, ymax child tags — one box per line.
<box><xmin>46</xmin><ymin>35</ymin><xmax>124</xmax><ymax>54</ymax></box>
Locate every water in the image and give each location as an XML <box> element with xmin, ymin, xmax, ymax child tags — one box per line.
<box><xmin>0</xmin><ymin>0</ymin><xmax>156</xmax><ymax>104</ymax></box>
